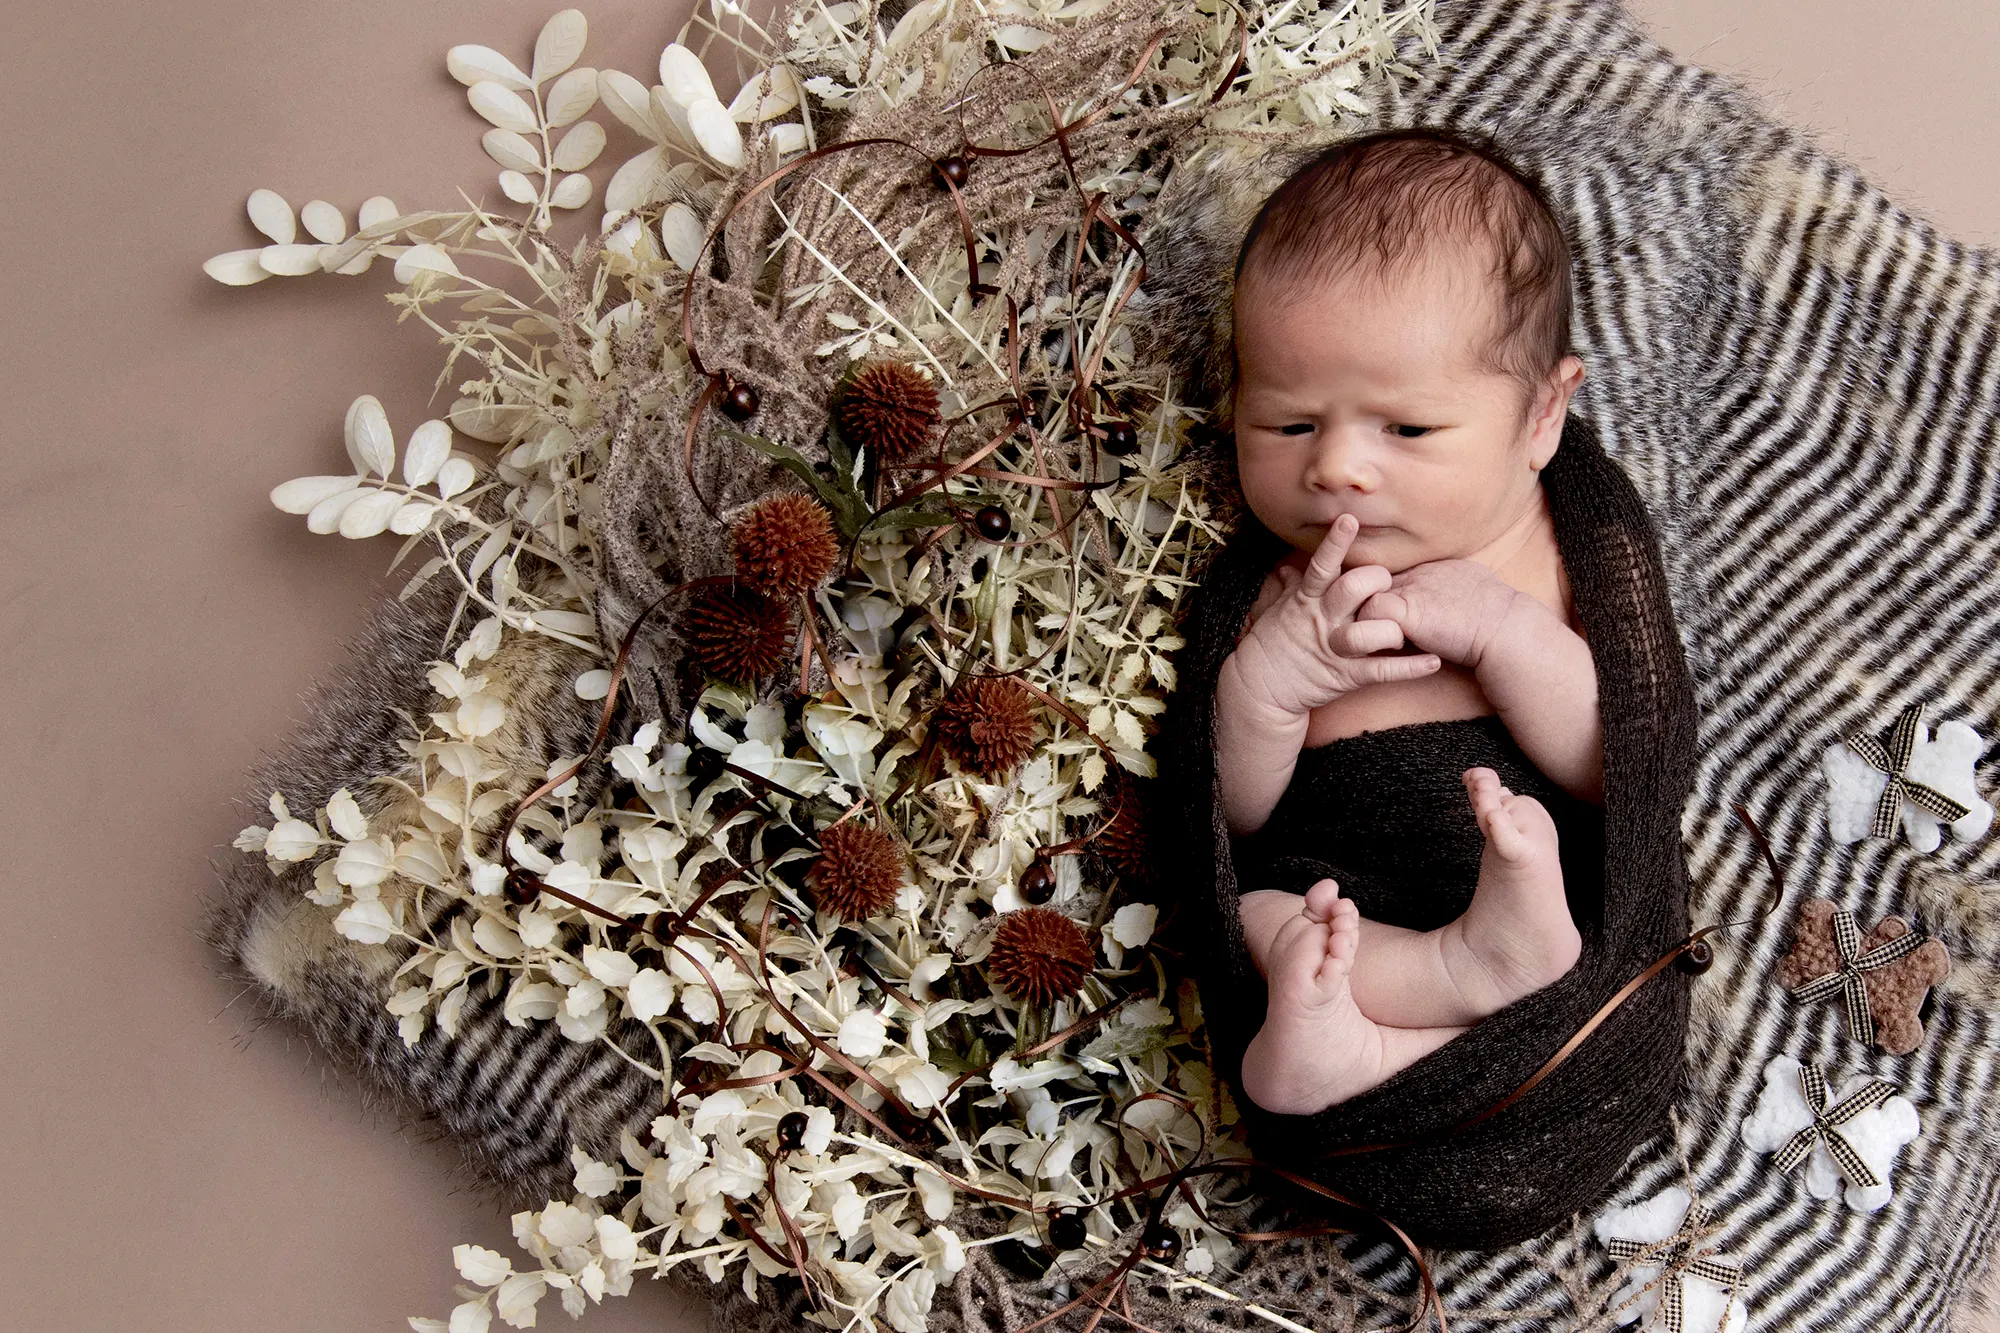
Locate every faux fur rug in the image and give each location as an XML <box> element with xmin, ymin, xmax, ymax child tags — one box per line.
<box><xmin>208</xmin><ymin>0</ymin><xmax>2000</xmax><ymax>1329</ymax></box>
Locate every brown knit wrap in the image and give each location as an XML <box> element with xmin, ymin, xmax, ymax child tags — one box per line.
<box><xmin>1155</xmin><ymin>413</ymin><xmax>1699</xmax><ymax>1249</ymax></box>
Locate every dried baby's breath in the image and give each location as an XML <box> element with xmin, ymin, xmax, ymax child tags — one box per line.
<box><xmin>217</xmin><ymin>2</ymin><xmax>1439</xmax><ymax>1330</ymax></box>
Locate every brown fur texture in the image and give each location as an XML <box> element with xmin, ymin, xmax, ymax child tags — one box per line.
<box><xmin>1778</xmin><ymin>898</ymin><xmax>1952</xmax><ymax>1056</ymax></box>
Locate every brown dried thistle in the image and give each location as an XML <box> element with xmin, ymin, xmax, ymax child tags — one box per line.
<box><xmin>684</xmin><ymin>581</ymin><xmax>794</xmax><ymax>684</ymax></box>
<box><xmin>808</xmin><ymin>821</ymin><xmax>908</xmax><ymax>922</ymax></box>
<box><xmin>834</xmin><ymin>358</ymin><xmax>941</xmax><ymax>463</ymax></box>
<box><xmin>987</xmin><ymin>907</ymin><xmax>1096</xmax><ymax>1008</ymax></box>
<box><xmin>932</xmin><ymin>677</ymin><xmax>1040</xmax><ymax>777</ymax></box>
<box><xmin>733</xmin><ymin>493</ymin><xmax>839</xmax><ymax>596</ymax></box>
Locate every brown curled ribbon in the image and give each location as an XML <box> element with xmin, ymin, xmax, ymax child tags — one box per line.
<box><xmin>1770</xmin><ymin>1062</ymin><xmax>1899</xmax><ymax>1190</ymax></box>
<box><xmin>1844</xmin><ymin>702</ymin><xmax>1972</xmax><ymax>839</ymax></box>
<box><xmin>1603</xmin><ymin>1198</ymin><xmax>1743</xmax><ymax>1333</ymax></box>
<box><xmin>1786</xmin><ymin>905</ymin><xmax>1931</xmax><ymax>1046</ymax></box>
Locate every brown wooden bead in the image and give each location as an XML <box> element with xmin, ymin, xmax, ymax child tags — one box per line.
<box><xmin>503</xmin><ymin>867</ymin><xmax>542</xmax><ymax>906</ymax></box>
<box><xmin>1048</xmin><ymin>1210</ymin><xmax>1086</xmax><ymax>1250</ymax></box>
<box><xmin>1019</xmin><ymin>858</ymin><xmax>1056</xmax><ymax>905</ymax></box>
<box><xmin>1101</xmin><ymin>419</ymin><xmax>1139</xmax><ymax>456</ymax></box>
<box><xmin>1675</xmin><ymin>938</ymin><xmax>1714</xmax><ymax>975</ymax></box>
<box><xmin>719</xmin><ymin>378</ymin><xmax>760</xmax><ymax>421</ymax></box>
<box><xmin>974</xmin><ymin>506</ymin><xmax>1011</xmax><ymax>541</ymax></box>
<box><xmin>931</xmin><ymin>154</ymin><xmax>970</xmax><ymax>190</ymax></box>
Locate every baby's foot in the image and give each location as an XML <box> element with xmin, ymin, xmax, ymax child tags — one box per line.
<box><xmin>1446</xmin><ymin>768</ymin><xmax>1581</xmax><ymax>1017</ymax></box>
<box><xmin>1239</xmin><ymin>880</ymin><xmax>1388</xmax><ymax>1115</ymax></box>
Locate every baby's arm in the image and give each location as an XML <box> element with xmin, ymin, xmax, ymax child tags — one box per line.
<box><xmin>1217</xmin><ymin>516</ymin><xmax>1443</xmax><ymax>835</ymax></box>
<box><xmin>1358</xmin><ymin>563</ymin><xmax>1603</xmax><ymax>802</ymax></box>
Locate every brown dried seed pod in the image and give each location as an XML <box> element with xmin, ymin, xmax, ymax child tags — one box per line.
<box><xmin>835</xmin><ymin>358</ymin><xmax>941</xmax><ymax>463</ymax></box>
<box><xmin>932</xmin><ymin>677</ymin><xmax>1039</xmax><ymax>777</ymax></box>
<box><xmin>733</xmin><ymin>493</ymin><xmax>839</xmax><ymax>596</ymax></box>
<box><xmin>684</xmin><ymin>581</ymin><xmax>793</xmax><ymax>684</ymax></box>
<box><xmin>986</xmin><ymin>906</ymin><xmax>1096</xmax><ymax>1008</ymax></box>
<box><xmin>1095</xmin><ymin>791</ymin><xmax>1149</xmax><ymax>881</ymax></box>
<box><xmin>808</xmin><ymin>821</ymin><xmax>907</xmax><ymax>922</ymax></box>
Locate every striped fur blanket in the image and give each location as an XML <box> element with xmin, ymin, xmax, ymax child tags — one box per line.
<box><xmin>208</xmin><ymin>0</ymin><xmax>2000</xmax><ymax>1328</ymax></box>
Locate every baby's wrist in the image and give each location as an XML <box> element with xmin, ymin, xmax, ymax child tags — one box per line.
<box><xmin>1218</xmin><ymin>651</ymin><xmax>1316</xmax><ymax>730</ymax></box>
<box><xmin>1475</xmin><ymin>586</ymin><xmax>1547</xmax><ymax>672</ymax></box>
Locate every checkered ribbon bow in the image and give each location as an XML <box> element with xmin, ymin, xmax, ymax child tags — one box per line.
<box><xmin>1787</xmin><ymin>906</ymin><xmax>1931</xmax><ymax>1046</ymax></box>
<box><xmin>1604</xmin><ymin>1200</ymin><xmax>1743</xmax><ymax>1333</ymax></box>
<box><xmin>1772</xmin><ymin>1062</ymin><xmax>1898</xmax><ymax>1189</ymax></box>
<box><xmin>1845</xmin><ymin>703</ymin><xmax>1973</xmax><ymax>839</ymax></box>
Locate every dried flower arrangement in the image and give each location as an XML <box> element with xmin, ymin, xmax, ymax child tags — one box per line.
<box><xmin>209</xmin><ymin>2</ymin><xmax>1439</xmax><ymax>1329</ymax></box>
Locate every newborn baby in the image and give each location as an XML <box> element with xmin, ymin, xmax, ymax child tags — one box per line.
<box><xmin>1216</xmin><ymin>128</ymin><xmax>1600</xmax><ymax>1117</ymax></box>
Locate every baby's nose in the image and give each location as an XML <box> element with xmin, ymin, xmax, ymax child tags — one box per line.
<box><xmin>1305</xmin><ymin>432</ymin><xmax>1377</xmax><ymax>492</ymax></box>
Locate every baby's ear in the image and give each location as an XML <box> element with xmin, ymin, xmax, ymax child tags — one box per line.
<box><xmin>1527</xmin><ymin>356</ymin><xmax>1586</xmax><ymax>470</ymax></box>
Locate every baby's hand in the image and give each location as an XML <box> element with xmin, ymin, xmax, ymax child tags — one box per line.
<box><xmin>1355</xmin><ymin>559</ymin><xmax>1537</xmax><ymax>669</ymax></box>
<box><xmin>1224</xmin><ymin>515</ymin><xmax>1443</xmax><ymax>718</ymax></box>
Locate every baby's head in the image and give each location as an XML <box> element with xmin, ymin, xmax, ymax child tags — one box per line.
<box><xmin>1228</xmin><ymin>127</ymin><xmax>1585</xmax><ymax>572</ymax></box>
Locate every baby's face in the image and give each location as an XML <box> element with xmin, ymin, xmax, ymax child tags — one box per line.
<box><xmin>1232</xmin><ymin>246</ymin><xmax>1576</xmax><ymax>573</ymax></box>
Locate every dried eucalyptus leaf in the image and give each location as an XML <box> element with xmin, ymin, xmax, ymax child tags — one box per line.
<box><xmin>544</xmin><ymin>68</ymin><xmax>599</xmax><ymax>126</ymax></box>
<box><xmin>726</xmin><ymin>64</ymin><xmax>802</xmax><ymax>122</ymax></box>
<box><xmin>447</xmin><ymin>44</ymin><xmax>530</xmax><ymax>91</ymax></box>
<box><xmin>203</xmin><ymin>249</ymin><xmax>272</xmax><ymax>285</ymax></box>
<box><xmin>470</xmin><ymin>81</ymin><xmax>539</xmax><ymax>134</ymax></box>
<box><xmin>533</xmin><ymin>9</ymin><xmax>588</xmax><ymax>83</ymax></box>
<box><xmin>258</xmin><ymin>243</ymin><xmax>325</xmax><ymax>276</ymax></box>
<box><xmin>482</xmin><ymin>128</ymin><xmax>542</xmax><ymax>173</ymax></box>
<box><xmin>404</xmin><ymin>419</ymin><xmax>453</xmax><ymax>487</ymax></box>
<box><xmin>271</xmin><ymin>475</ymin><xmax>363</xmax><ymax>514</ymax></box>
<box><xmin>658</xmin><ymin>43</ymin><xmax>716</xmax><ymax>106</ymax></box>
<box><xmin>347</xmin><ymin>395</ymin><xmax>396</xmax><ymax>477</ymax></box>
<box><xmin>499</xmin><ymin>171</ymin><xmax>538</xmax><ymax>205</ymax></box>
<box><xmin>247</xmin><ymin>188</ymin><xmax>295</xmax><ymax>245</ymax></box>
<box><xmin>357</xmin><ymin>195</ymin><xmax>400</xmax><ymax>229</ymax></box>
<box><xmin>686</xmin><ymin>98</ymin><xmax>743</xmax><ymax>169</ymax></box>
<box><xmin>658</xmin><ymin>200</ymin><xmax>704</xmax><ymax>269</ymax></box>
<box><xmin>339</xmin><ymin>489</ymin><xmax>406</xmax><ymax>539</ymax></box>
<box><xmin>551</xmin><ymin>121</ymin><xmax>605</xmax><ymax>171</ymax></box>
<box><xmin>300</xmin><ymin>200</ymin><xmax>347</xmax><ymax>244</ymax></box>
<box><xmin>596</xmin><ymin>69</ymin><xmax>661</xmax><ymax>141</ymax></box>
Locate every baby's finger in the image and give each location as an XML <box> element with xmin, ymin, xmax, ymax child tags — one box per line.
<box><xmin>1354</xmin><ymin>589</ymin><xmax>1410</xmax><ymax>625</ymax></box>
<box><xmin>1349</xmin><ymin>651</ymin><xmax>1442</xmax><ymax>687</ymax></box>
<box><xmin>1325</xmin><ymin>563</ymin><xmax>1393</xmax><ymax>619</ymax></box>
<box><xmin>1298</xmin><ymin>514</ymin><xmax>1359</xmax><ymax>598</ymax></box>
<box><xmin>1330</xmin><ymin>617</ymin><xmax>1405</xmax><ymax>658</ymax></box>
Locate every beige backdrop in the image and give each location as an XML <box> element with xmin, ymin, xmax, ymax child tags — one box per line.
<box><xmin>4</xmin><ymin>2</ymin><xmax>1994</xmax><ymax>1330</ymax></box>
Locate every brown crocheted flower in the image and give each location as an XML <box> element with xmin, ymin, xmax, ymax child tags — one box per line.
<box><xmin>808</xmin><ymin>821</ymin><xmax>907</xmax><ymax>921</ymax></box>
<box><xmin>1779</xmin><ymin>897</ymin><xmax>1951</xmax><ymax>1055</ymax></box>
<box><xmin>986</xmin><ymin>906</ymin><xmax>1096</xmax><ymax>1008</ymax></box>
<box><xmin>733</xmin><ymin>493</ymin><xmax>839</xmax><ymax>596</ymax></box>
<box><xmin>932</xmin><ymin>677</ymin><xmax>1039</xmax><ymax>777</ymax></box>
<box><xmin>684</xmin><ymin>581</ymin><xmax>793</xmax><ymax>684</ymax></box>
<box><xmin>834</xmin><ymin>358</ymin><xmax>940</xmax><ymax>463</ymax></box>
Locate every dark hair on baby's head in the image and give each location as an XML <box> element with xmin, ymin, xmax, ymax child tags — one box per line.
<box><xmin>1233</xmin><ymin>126</ymin><xmax>1574</xmax><ymax>411</ymax></box>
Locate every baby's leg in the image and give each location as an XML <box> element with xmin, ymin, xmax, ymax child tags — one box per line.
<box><xmin>1238</xmin><ymin>880</ymin><xmax>1465</xmax><ymax>1116</ymax></box>
<box><xmin>1342</xmin><ymin>768</ymin><xmax>1580</xmax><ymax>1030</ymax></box>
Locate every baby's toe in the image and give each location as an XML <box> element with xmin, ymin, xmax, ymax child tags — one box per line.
<box><xmin>1301</xmin><ymin>878</ymin><xmax>1342</xmax><ymax>922</ymax></box>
